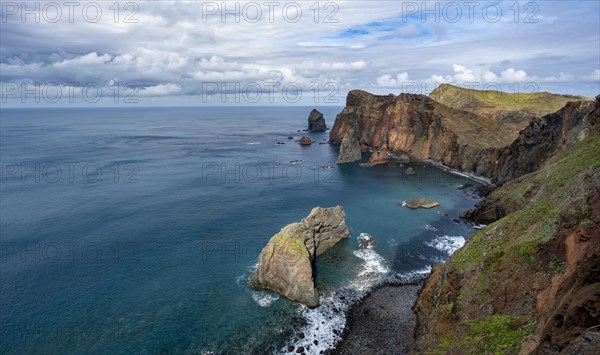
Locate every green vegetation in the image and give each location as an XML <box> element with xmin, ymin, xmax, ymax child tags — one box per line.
<box><xmin>550</xmin><ymin>260</ymin><xmax>565</xmax><ymax>274</ymax></box>
<box><xmin>271</xmin><ymin>230</ymin><xmax>309</xmax><ymax>256</ymax></box>
<box><xmin>423</xmin><ymin>134</ymin><xmax>599</xmax><ymax>354</ymax></box>
<box><xmin>581</xmin><ymin>218</ymin><xmax>593</xmax><ymax>228</ymax></box>
<box><xmin>463</xmin><ymin>315</ymin><xmax>533</xmax><ymax>354</ymax></box>
<box><xmin>430</xmin><ymin>83</ymin><xmax>591</xmax><ymax>115</ymax></box>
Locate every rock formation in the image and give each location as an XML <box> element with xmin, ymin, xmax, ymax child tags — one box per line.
<box><xmin>298</xmin><ymin>136</ymin><xmax>313</xmax><ymax>145</ymax></box>
<box><xmin>412</xmin><ymin>95</ymin><xmax>600</xmax><ymax>354</ymax></box>
<box><xmin>330</xmin><ymin>90</ymin><xmax>515</xmax><ymax>181</ymax></box>
<box><xmin>330</xmin><ymin>88</ymin><xmax>597</xmax><ymax>186</ymax></box>
<box><xmin>404</xmin><ymin>198</ymin><xmax>439</xmax><ymax>209</ymax></box>
<box><xmin>368</xmin><ymin>147</ymin><xmax>389</xmax><ymax>165</ymax></box>
<box><xmin>248</xmin><ymin>206</ymin><xmax>349</xmax><ymax>308</ymax></box>
<box><xmin>308</xmin><ymin>109</ymin><xmax>326</xmax><ymax>132</ymax></box>
<box><xmin>336</xmin><ymin>127</ymin><xmax>361</xmax><ymax>164</ymax></box>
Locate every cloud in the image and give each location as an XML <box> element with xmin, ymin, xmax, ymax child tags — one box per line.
<box><xmin>137</xmin><ymin>83</ymin><xmax>182</xmax><ymax>96</ymax></box>
<box><xmin>427</xmin><ymin>65</ymin><xmax>579</xmax><ymax>86</ymax></box>
<box><xmin>375</xmin><ymin>72</ymin><xmax>410</xmax><ymax>87</ymax></box>
<box><xmin>1</xmin><ymin>0</ymin><xmax>599</xmax><ymax>103</ymax></box>
<box><xmin>582</xmin><ymin>69</ymin><xmax>600</xmax><ymax>82</ymax></box>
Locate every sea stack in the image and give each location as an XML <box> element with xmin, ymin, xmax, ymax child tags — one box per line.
<box><xmin>248</xmin><ymin>206</ymin><xmax>350</xmax><ymax>308</ymax></box>
<box><xmin>308</xmin><ymin>109</ymin><xmax>327</xmax><ymax>132</ymax></box>
<box><xmin>336</xmin><ymin>128</ymin><xmax>362</xmax><ymax>164</ymax></box>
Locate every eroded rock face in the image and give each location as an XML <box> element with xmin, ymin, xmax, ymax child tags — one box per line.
<box><xmin>336</xmin><ymin>128</ymin><xmax>361</xmax><ymax>164</ymax></box>
<box><xmin>308</xmin><ymin>109</ymin><xmax>326</xmax><ymax>132</ymax></box>
<box><xmin>248</xmin><ymin>206</ymin><xmax>349</xmax><ymax>308</ymax></box>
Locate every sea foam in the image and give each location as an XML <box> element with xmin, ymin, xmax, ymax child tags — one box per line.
<box><xmin>424</xmin><ymin>235</ymin><xmax>465</xmax><ymax>256</ymax></box>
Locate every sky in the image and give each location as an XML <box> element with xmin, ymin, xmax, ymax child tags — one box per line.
<box><xmin>1</xmin><ymin>0</ymin><xmax>599</xmax><ymax>106</ymax></box>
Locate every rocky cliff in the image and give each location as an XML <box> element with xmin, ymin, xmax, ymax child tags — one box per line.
<box><xmin>330</xmin><ymin>90</ymin><xmax>515</xmax><ymax>181</ymax></box>
<box><xmin>330</xmin><ymin>89</ymin><xmax>597</xmax><ymax>186</ymax></box>
<box><xmin>462</xmin><ymin>96</ymin><xmax>600</xmax><ymax>223</ymax></box>
<box><xmin>248</xmin><ymin>206</ymin><xmax>349</xmax><ymax>308</ymax></box>
<box><xmin>412</xmin><ymin>96</ymin><xmax>600</xmax><ymax>354</ymax></box>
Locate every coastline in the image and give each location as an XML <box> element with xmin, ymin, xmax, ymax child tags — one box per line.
<box><xmin>331</xmin><ymin>283</ymin><xmax>422</xmax><ymax>354</ymax></box>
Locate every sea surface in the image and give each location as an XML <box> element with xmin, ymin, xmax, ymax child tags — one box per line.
<box><xmin>0</xmin><ymin>107</ymin><xmax>481</xmax><ymax>354</ymax></box>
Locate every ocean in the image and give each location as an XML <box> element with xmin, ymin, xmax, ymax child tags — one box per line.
<box><xmin>0</xmin><ymin>107</ymin><xmax>481</xmax><ymax>354</ymax></box>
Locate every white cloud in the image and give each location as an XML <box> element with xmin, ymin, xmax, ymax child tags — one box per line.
<box><xmin>138</xmin><ymin>83</ymin><xmax>182</xmax><ymax>96</ymax></box>
<box><xmin>582</xmin><ymin>69</ymin><xmax>600</xmax><ymax>82</ymax></box>
<box><xmin>500</xmin><ymin>68</ymin><xmax>528</xmax><ymax>82</ymax></box>
<box><xmin>1</xmin><ymin>0</ymin><xmax>598</xmax><ymax>102</ymax></box>
<box><xmin>375</xmin><ymin>72</ymin><xmax>410</xmax><ymax>87</ymax></box>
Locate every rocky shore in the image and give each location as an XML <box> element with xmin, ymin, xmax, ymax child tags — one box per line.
<box><xmin>332</xmin><ymin>284</ymin><xmax>421</xmax><ymax>355</ymax></box>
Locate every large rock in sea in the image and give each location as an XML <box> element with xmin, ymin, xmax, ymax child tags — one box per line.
<box><xmin>298</xmin><ymin>136</ymin><xmax>313</xmax><ymax>145</ymax></box>
<box><xmin>404</xmin><ymin>198</ymin><xmax>439</xmax><ymax>209</ymax></box>
<box><xmin>336</xmin><ymin>128</ymin><xmax>362</xmax><ymax>164</ymax></box>
<box><xmin>308</xmin><ymin>109</ymin><xmax>326</xmax><ymax>132</ymax></box>
<box><xmin>248</xmin><ymin>206</ymin><xmax>349</xmax><ymax>308</ymax></box>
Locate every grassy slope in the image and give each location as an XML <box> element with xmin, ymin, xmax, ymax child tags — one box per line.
<box><xmin>430</xmin><ymin>84</ymin><xmax>591</xmax><ymax>117</ymax></box>
<box><xmin>417</xmin><ymin>134</ymin><xmax>600</xmax><ymax>354</ymax></box>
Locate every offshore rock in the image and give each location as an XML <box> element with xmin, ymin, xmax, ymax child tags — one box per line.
<box><xmin>404</xmin><ymin>198</ymin><xmax>440</xmax><ymax>209</ymax></box>
<box><xmin>336</xmin><ymin>128</ymin><xmax>362</xmax><ymax>164</ymax></box>
<box><xmin>248</xmin><ymin>206</ymin><xmax>349</xmax><ymax>308</ymax></box>
<box><xmin>308</xmin><ymin>109</ymin><xmax>327</xmax><ymax>132</ymax></box>
<box><xmin>298</xmin><ymin>136</ymin><xmax>313</xmax><ymax>145</ymax></box>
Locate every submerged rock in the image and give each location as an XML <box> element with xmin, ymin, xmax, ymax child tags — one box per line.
<box><xmin>308</xmin><ymin>109</ymin><xmax>326</xmax><ymax>132</ymax></box>
<box><xmin>336</xmin><ymin>129</ymin><xmax>361</xmax><ymax>164</ymax></box>
<box><xmin>248</xmin><ymin>206</ymin><xmax>350</xmax><ymax>308</ymax></box>
<box><xmin>404</xmin><ymin>198</ymin><xmax>440</xmax><ymax>209</ymax></box>
<box><xmin>405</xmin><ymin>167</ymin><xmax>416</xmax><ymax>175</ymax></box>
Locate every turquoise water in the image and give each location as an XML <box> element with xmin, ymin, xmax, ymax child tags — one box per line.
<box><xmin>0</xmin><ymin>107</ymin><xmax>481</xmax><ymax>354</ymax></box>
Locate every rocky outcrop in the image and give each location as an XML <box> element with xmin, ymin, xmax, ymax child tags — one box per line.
<box><xmin>308</xmin><ymin>109</ymin><xmax>326</xmax><ymax>132</ymax></box>
<box><xmin>330</xmin><ymin>89</ymin><xmax>599</xmax><ymax>187</ymax></box>
<box><xmin>336</xmin><ymin>127</ymin><xmax>361</xmax><ymax>164</ymax></box>
<box><xmin>403</xmin><ymin>198</ymin><xmax>439</xmax><ymax>209</ymax></box>
<box><xmin>368</xmin><ymin>147</ymin><xmax>389</xmax><ymax>165</ymax></box>
<box><xmin>298</xmin><ymin>136</ymin><xmax>313</xmax><ymax>145</ymax></box>
<box><xmin>248</xmin><ymin>206</ymin><xmax>349</xmax><ymax>308</ymax></box>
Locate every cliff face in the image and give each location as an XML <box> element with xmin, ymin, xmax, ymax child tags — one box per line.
<box><xmin>413</xmin><ymin>135</ymin><xmax>600</xmax><ymax>354</ymax></box>
<box><xmin>463</xmin><ymin>97</ymin><xmax>600</xmax><ymax>223</ymax></box>
<box><xmin>412</xmin><ymin>96</ymin><xmax>600</xmax><ymax>354</ymax></box>
<box><xmin>330</xmin><ymin>90</ymin><xmax>514</xmax><ymax>178</ymax></box>
<box><xmin>330</xmin><ymin>90</ymin><xmax>598</xmax><ymax>186</ymax></box>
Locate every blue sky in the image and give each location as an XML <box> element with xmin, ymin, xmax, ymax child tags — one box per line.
<box><xmin>0</xmin><ymin>0</ymin><xmax>599</xmax><ymax>106</ymax></box>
